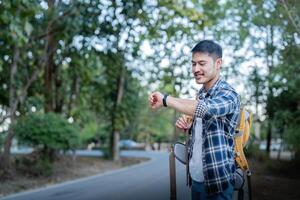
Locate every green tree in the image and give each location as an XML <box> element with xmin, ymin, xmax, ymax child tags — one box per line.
<box><xmin>13</xmin><ymin>112</ymin><xmax>79</xmax><ymax>161</ymax></box>
<box><xmin>0</xmin><ymin>0</ymin><xmax>43</xmax><ymax>171</ymax></box>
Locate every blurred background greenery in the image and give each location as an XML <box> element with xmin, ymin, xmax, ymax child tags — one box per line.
<box><xmin>0</xmin><ymin>0</ymin><xmax>299</xmax><ymax>178</ymax></box>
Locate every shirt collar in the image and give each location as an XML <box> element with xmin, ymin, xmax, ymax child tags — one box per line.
<box><xmin>198</xmin><ymin>76</ymin><xmax>224</xmax><ymax>98</ymax></box>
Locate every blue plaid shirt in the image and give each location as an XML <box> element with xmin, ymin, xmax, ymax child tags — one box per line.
<box><xmin>192</xmin><ymin>77</ymin><xmax>240</xmax><ymax>194</ymax></box>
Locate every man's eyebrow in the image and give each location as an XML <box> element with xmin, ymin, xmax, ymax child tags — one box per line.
<box><xmin>191</xmin><ymin>60</ymin><xmax>207</xmax><ymax>63</ymax></box>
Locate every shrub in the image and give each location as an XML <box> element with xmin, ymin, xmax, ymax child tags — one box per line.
<box><xmin>15</xmin><ymin>151</ymin><xmax>53</xmax><ymax>177</ymax></box>
<box><xmin>79</xmin><ymin>122</ymin><xmax>108</xmax><ymax>148</ymax></box>
<box><xmin>13</xmin><ymin>112</ymin><xmax>80</xmax><ymax>161</ymax></box>
<box><xmin>0</xmin><ymin>133</ymin><xmax>4</xmax><ymax>150</ymax></box>
<box><xmin>244</xmin><ymin>139</ymin><xmax>268</xmax><ymax>162</ymax></box>
<box><xmin>285</xmin><ymin>124</ymin><xmax>300</xmax><ymax>160</ymax></box>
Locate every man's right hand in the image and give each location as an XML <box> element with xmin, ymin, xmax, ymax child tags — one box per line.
<box><xmin>149</xmin><ymin>91</ymin><xmax>164</xmax><ymax>110</ymax></box>
<box><xmin>175</xmin><ymin>115</ymin><xmax>192</xmax><ymax>133</ymax></box>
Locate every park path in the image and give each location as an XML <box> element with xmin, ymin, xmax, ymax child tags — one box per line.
<box><xmin>1</xmin><ymin>151</ymin><xmax>191</xmax><ymax>200</ymax></box>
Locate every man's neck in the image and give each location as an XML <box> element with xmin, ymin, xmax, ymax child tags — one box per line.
<box><xmin>203</xmin><ymin>74</ymin><xmax>220</xmax><ymax>91</ymax></box>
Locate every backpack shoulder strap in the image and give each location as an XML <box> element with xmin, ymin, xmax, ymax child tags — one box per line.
<box><xmin>234</xmin><ymin>107</ymin><xmax>253</xmax><ymax>171</ymax></box>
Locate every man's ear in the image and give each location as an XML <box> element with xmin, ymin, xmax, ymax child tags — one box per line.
<box><xmin>215</xmin><ymin>58</ymin><xmax>222</xmax><ymax>70</ymax></box>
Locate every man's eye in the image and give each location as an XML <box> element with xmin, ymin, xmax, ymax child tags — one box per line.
<box><xmin>192</xmin><ymin>63</ymin><xmax>196</xmax><ymax>66</ymax></box>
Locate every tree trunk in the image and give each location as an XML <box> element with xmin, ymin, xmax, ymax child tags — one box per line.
<box><xmin>254</xmin><ymin>121</ymin><xmax>261</xmax><ymax>139</ymax></box>
<box><xmin>110</xmin><ymin>116</ymin><xmax>120</xmax><ymax>161</ymax></box>
<box><xmin>0</xmin><ymin>46</ymin><xmax>19</xmax><ymax>172</ymax></box>
<box><xmin>44</xmin><ymin>0</ymin><xmax>56</xmax><ymax>113</ymax></box>
<box><xmin>266</xmin><ymin>25</ymin><xmax>274</xmax><ymax>154</ymax></box>
<box><xmin>110</xmin><ymin>66</ymin><xmax>125</xmax><ymax>161</ymax></box>
<box><xmin>0</xmin><ymin>117</ymin><xmax>16</xmax><ymax>174</ymax></box>
<box><xmin>266</xmin><ymin>120</ymin><xmax>272</xmax><ymax>153</ymax></box>
<box><xmin>67</xmin><ymin>75</ymin><xmax>79</xmax><ymax>117</ymax></box>
<box><xmin>150</xmin><ymin>142</ymin><xmax>156</xmax><ymax>151</ymax></box>
<box><xmin>112</xmin><ymin>131</ymin><xmax>120</xmax><ymax>161</ymax></box>
<box><xmin>54</xmin><ymin>64</ymin><xmax>63</xmax><ymax>113</ymax></box>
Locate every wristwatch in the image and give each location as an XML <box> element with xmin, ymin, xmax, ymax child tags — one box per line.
<box><xmin>163</xmin><ymin>94</ymin><xmax>169</xmax><ymax>107</ymax></box>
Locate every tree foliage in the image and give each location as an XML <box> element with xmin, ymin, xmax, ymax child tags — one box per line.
<box><xmin>13</xmin><ymin>112</ymin><xmax>79</xmax><ymax>160</ymax></box>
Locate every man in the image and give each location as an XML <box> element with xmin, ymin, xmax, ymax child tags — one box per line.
<box><xmin>149</xmin><ymin>40</ymin><xmax>240</xmax><ymax>200</ymax></box>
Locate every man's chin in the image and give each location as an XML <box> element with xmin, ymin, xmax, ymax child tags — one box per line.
<box><xmin>195</xmin><ymin>78</ymin><xmax>205</xmax><ymax>84</ymax></box>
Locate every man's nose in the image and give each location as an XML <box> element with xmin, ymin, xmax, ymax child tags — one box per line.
<box><xmin>194</xmin><ymin>64</ymin><xmax>202</xmax><ymax>72</ymax></box>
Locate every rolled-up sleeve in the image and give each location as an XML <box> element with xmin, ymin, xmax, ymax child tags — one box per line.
<box><xmin>194</xmin><ymin>89</ymin><xmax>239</xmax><ymax>118</ymax></box>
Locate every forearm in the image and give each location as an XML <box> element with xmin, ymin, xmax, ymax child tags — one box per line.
<box><xmin>166</xmin><ymin>96</ymin><xmax>198</xmax><ymax>116</ymax></box>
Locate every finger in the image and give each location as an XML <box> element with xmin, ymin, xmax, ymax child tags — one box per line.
<box><xmin>149</xmin><ymin>95</ymin><xmax>153</xmax><ymax>103</ymax></box>
<box><xmin>149</xmin><ymin>95</ymin><xmax>156</xmax><ymax>105</ymax></box>
<box><xmin>150</xmin><ymin>95</ymin><xmax>154</xmax><ymax>102</ymax></box>
<box><xmin>152</xmin><ymin>98</ymin><xmax>157</xmax><ymax>106</ymax></box>
<box><xmin>176</xmin><ymin>119</ymin><xmax>185</xmax><ymax>126</ymax></box>
<box><xmin>176</xmin><ymin>120</ymin><xmax>187</xmax><ymax>129</ymax></box>
<box><xmin>181</xmin><ymin>116</ymin><xmax>188</xmax><ymax>124</ymax></box>
<box><xmin>175</xmin><ymin>123</ymin><xmax>184</xmax><ymax>130</ymax></box>
<box><xmin>175</xmin><ymin>121</ymin><xmax>181</xmax><ymax>128</ymax></box>
<box><xmin>176</xmin><ymin>123</ymin><xmax>188</xmax><ymax>133</ymax></box>
<box><xmin>178</xmin><ymin>118</ymin><xmax>188</xmax><ymax>128</ymax></box>
<box><xmin>153</xmin><ymin>95</ymin><xmax>157</xmax><ymax>102</ymax></box>
<box><xmin>149</xmin><ymin>96</ymin><xmax>153</xmax><ymax>104</ymax></box>
<box><xmin>175</xmin><ymin>120</ymin><xmax>183</xmax><ymax>128</ymax></box>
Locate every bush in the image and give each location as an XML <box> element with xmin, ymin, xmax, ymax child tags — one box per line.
<box><xmin>13</xmin><ymin>112</ymin><xmax>80</xmax><ymax>161</ymax></box>
<box><xmin>244</xmin><ymin>142</ymin><xmax>260</xmax><ymax>158</ymax></box>
<box><xmin>244</xmin><ymin>139</ymin><xmax>269</xmax><ymax>162</ymax></box>
<box><xmin>79</xmin><ymin>122</ymin><xmax>108</xmax><ymax>148</ymax></box>
<box><xmin>285</xmin><ymin>124</ymin><xmax>300</xmax><ymax>155</ymax></box>
<box><xmin>0</xmin><ymin>133</ymin><xmax>4</xmax><ymax>150</ymax></box>
<box><xmin>15</xmin><ymin>151</ymin><xmax>53</xmax><ymax>177</ymax></box>
<box><xmin>101</xmin><ymin>146</ymin><xmax>111</xmax><ymax>159</ymax></box>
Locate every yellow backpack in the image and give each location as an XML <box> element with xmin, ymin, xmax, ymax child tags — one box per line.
<box><xmin>234</xmin><ymin>107</ymin><xmax>253</xmax><ymax>172</ymax></box>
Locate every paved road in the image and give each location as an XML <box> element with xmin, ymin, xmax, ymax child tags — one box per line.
<box><xmin>1</xmin><ymin>151</ymin><xmax>191</xmax><ymax>200</ymax></box>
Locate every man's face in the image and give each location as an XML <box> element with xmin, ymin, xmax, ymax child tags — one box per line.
<box><xmin>192</xmin><ymin>52</ymin><xmax>221</xmax><ymax>84</ymax></box>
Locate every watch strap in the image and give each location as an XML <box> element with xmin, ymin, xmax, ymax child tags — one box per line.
<box><xmin>163</xmin><ymin>94</ymin><xmax>169</xmax><ymax>107</ymax></box>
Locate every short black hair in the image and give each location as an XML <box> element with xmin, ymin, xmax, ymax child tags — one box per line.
<box><xmin>191</xmin><ymin>40</ymin><xmax>222</xmax><ymax>60</ymax></box>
